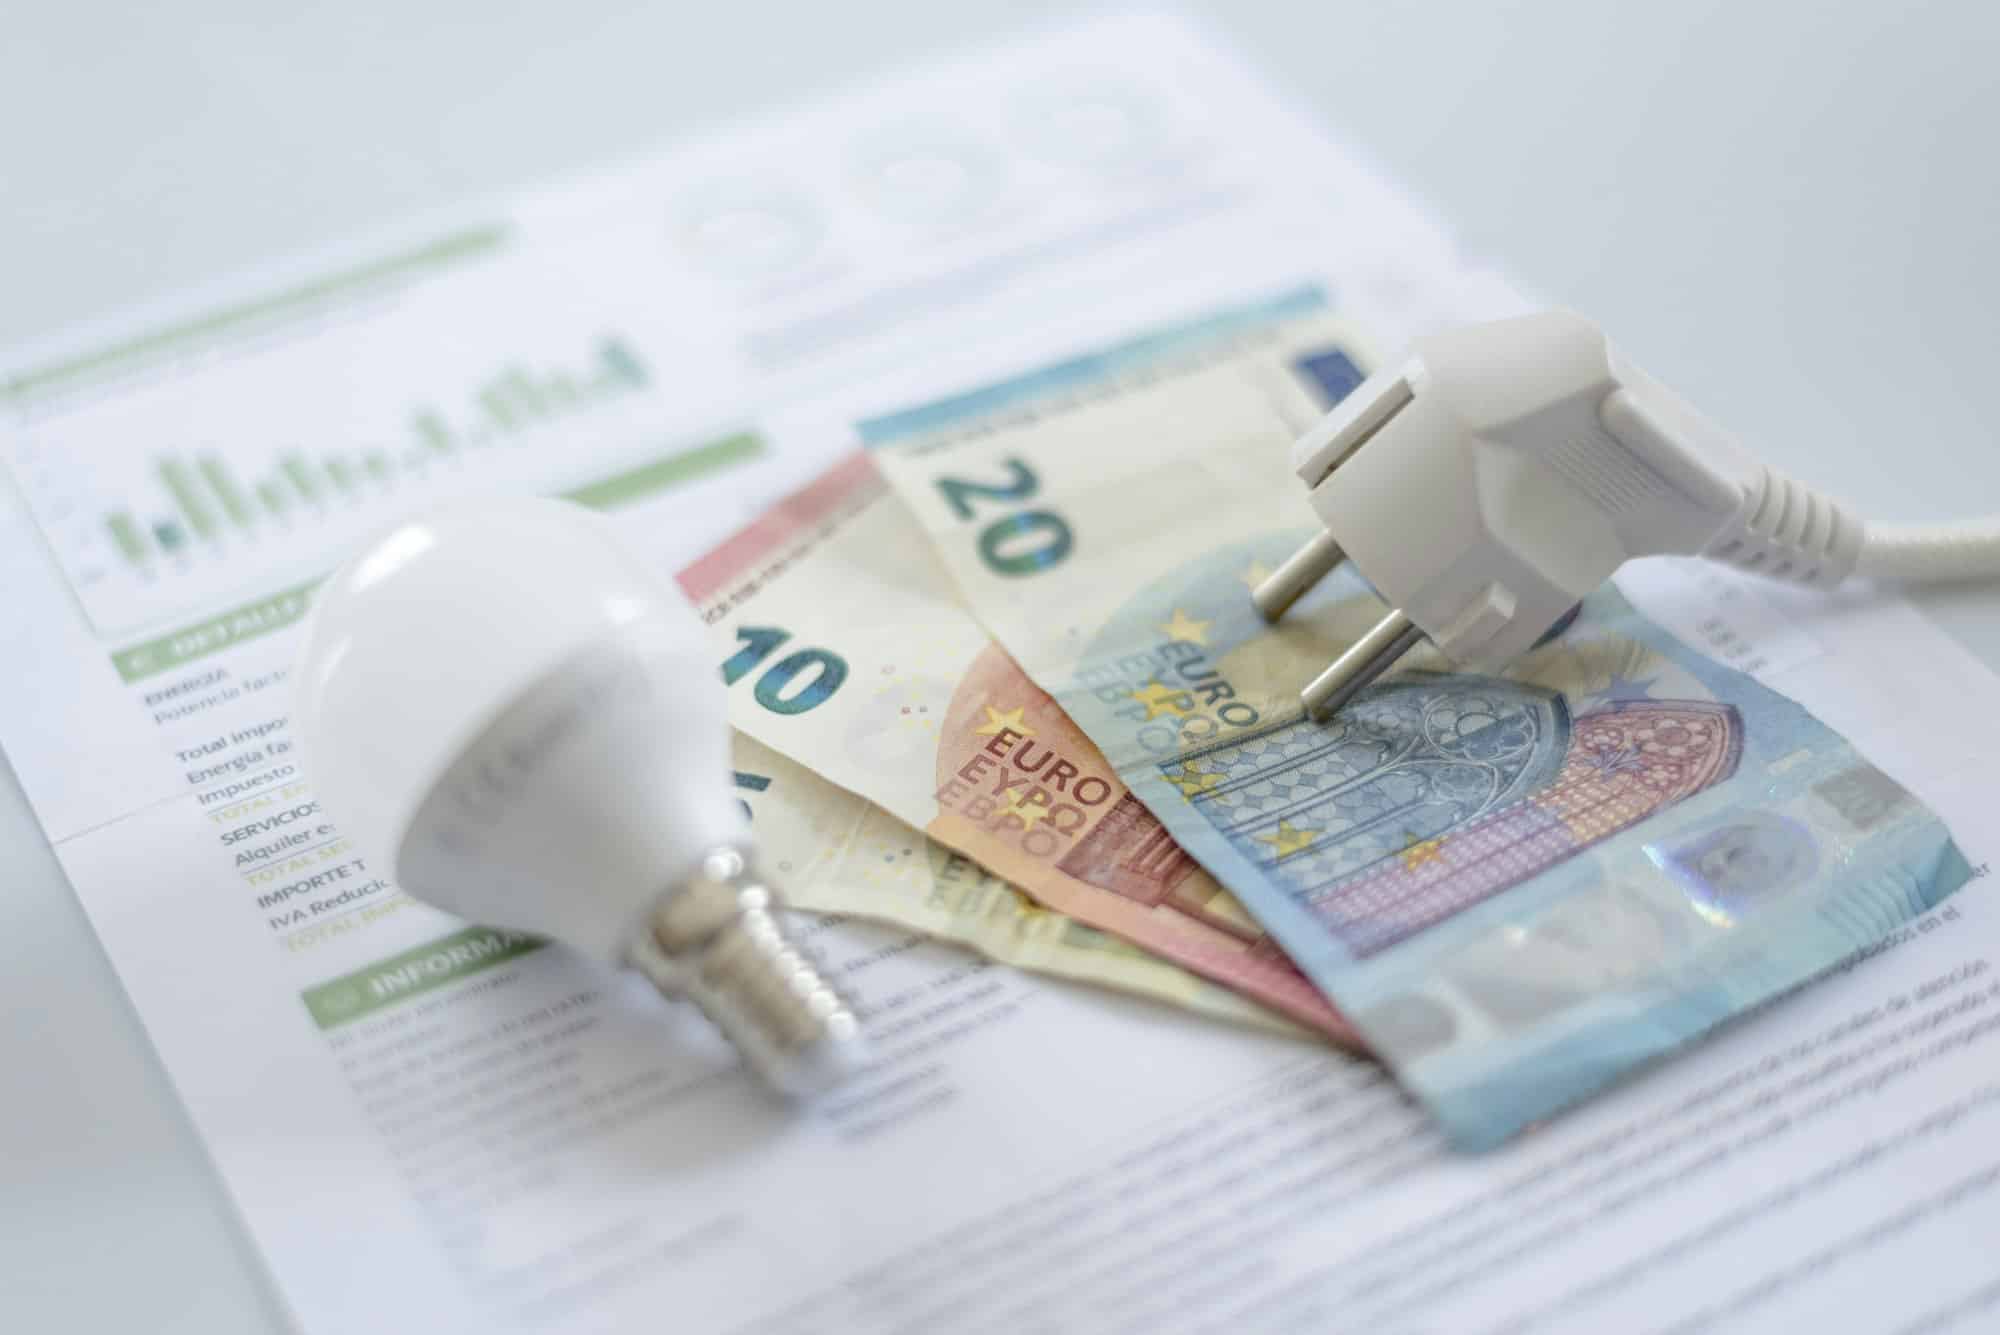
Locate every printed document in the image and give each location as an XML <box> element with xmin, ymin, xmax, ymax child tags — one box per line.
<box><xmin>2</xmin><ymin>15</ymin><xmax>1997</xmax><ymax>1333</ymax></box>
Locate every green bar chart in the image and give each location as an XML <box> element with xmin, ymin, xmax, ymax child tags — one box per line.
<box><xmin>9</xmin><ymin>314</ymin><xmax>761</xmax><ymax>639</ymax></box>
<box><xmin>98</xmin><ymin>335</ymin><xmax>655</xmax><ymax>568</ymax></box>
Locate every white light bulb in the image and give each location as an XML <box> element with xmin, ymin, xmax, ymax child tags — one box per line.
<box><xmin>292</xmin><ymin>498</ymin><xmax>866</xmax><ymax>1095</ymax></box>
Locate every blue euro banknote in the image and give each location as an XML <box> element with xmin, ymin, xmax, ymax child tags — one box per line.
<box><xmin>863</xmin><ymin>286</ymin><xmax>1975</xmax><ymax>1148</ymax></box>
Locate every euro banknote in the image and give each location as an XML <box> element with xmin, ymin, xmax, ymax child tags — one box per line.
<box><xmin>861</xmin><ymin>289</ymin><xmax>1975</xmax><ymax>1148</ymax></box>
<box><xmin>732</xmin><ymin>731</ymin><xmax>1303</xmax><ymax>1035</ymax></box>
<box><xmin>680</xmin><ymin>456</ymin><xmax>1360</xmax><ymax>1045</ymax></box>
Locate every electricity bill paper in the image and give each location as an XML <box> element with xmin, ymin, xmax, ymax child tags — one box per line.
<box><xmin>3</xmin><ymin>13</ymin><xmax>1999</xmax><ymax>1333</ymax></box>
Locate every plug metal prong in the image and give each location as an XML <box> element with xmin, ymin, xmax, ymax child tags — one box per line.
<box><xmin>1252</xmin><ymin>532</ymin><xmax>1346</xmax><ymax>622</ymax></box>
<box><xmin>1301</xmin><ymin>609</ymin><xmax>1425</xmax><ymax>720</ymax></box>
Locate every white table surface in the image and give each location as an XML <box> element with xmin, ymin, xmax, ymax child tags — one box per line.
<box><xmin>4</xmin><ymin>2</ymin><xmax>1997</xmax><ymax>1329</ymax></box>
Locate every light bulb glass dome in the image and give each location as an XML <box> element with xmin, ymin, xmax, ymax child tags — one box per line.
<box><xmin>293</xmin><ymin>498</ymin><xmax>746</xmax><ymax>961</ymax></box>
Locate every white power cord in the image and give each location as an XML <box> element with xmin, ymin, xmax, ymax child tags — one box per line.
<box><xmin>1854</xmin><ymin>518</ymin><xmax>2000</xmax><ymax>582</ymax></box>
<box><xmin>1256</xmin><ymin>310</ymin><xmax>2000</xmax><ymax>717</ymax></box>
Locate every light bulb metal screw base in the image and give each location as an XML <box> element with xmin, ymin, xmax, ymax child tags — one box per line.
<box><xmin>629</xmin><ymin>846</ymin><xmax>867</xmax><ymax>1096</ymax></box>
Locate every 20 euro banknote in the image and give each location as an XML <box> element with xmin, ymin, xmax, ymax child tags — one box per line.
<box><xmin>734</xmin><ymin>731</ymin><xmax>1304</xmax><ymax>1035</ymax></box>
<box><xmin>678</xmin><ymin>453</ymin><xmax>1357</xmax><ymax>1043</ymax></box>
<box><xmin>861</xmin><ymin>287</ymin><xmax>1975</xmax><ymax>1147</ymax></box>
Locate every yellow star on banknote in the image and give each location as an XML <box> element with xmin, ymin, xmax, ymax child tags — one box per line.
<box><xmin>1400</xmin><ymin>835</ymin><xmax>1446</xmax><ymax>871</ymax></box>
<box><xmin>1157</xmin><ymin>608</ymin><xmax>1212</xmax><ymax>646</ymax></box>
<box><xmin>998</xmin><ymin>789</ymin><xmax>1051</xmax><ymax>830</ymax></box>
<box><xmin>1129</xmin><ymin>681</ymin><xmax>1193</xmax><ymax>720</ymax></box>
<box><xmin>973</xmin><ymin>704</ymin><xmax>1035</xmax><ymax>737</ymax></box>
<box><xmin>1239</xmin><ymin>560</ymin><xmax>1273</xmax><ymax>590</ymax></box>
<box><xmin>1257</xmin><ymin>820</ymin><xmax>1318</xmax><ymax>857</ymax></box>
<box><xmin>1167</xmin><ymin>761</ymin><xmax>1224</xmax><ymax>798</ymax></box>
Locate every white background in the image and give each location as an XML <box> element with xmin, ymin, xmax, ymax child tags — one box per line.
<box><xmin>3</xmin><ymin>2</ymin><xmax>1997</xmax><ymax>1330</ymax></box>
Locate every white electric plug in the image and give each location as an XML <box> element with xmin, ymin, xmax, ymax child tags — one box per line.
<box><xmin>1258</xmin><ymin>310</ymin><xmax>2000</xmax><ymax>717</ymax></box>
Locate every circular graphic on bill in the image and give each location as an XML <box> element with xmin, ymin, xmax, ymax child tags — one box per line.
<box><xmin>1016</xmin><ymin>82</ymin><xmax>1165</xmax><ymax>169</ymax></box>
<box><xmin>852</xmin><ymin>134</ymin><xmax>1004</xmax><ymax>225</ymax></box>
<box><xmin>674</xmin><ymin>190</ymin><xmax>822</xmax><ymax>278</ymax></box>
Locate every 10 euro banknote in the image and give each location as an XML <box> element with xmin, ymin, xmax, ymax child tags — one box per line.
<box><xmin>680</xmin><ymin>453</ymin><xmax>1357</xmax><ymax>1043</ymax></box>
<box><xmin>860</xmin><ymin>288</ymin><xmax>1974</xmax><ymax>1148</ymax></box>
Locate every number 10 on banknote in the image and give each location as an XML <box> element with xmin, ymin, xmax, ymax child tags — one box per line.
<box><xmin>858</xmin><ymin>290</ymin><xmax>1973</xmax><ymax>1148</ymax></box>
<box><xmin>679</xmin><ymin>449</ymin><xmax>1360</xmax><ymax>1044</ymax></box>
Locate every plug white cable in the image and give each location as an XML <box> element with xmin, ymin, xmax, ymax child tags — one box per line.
<box><xmin>1258</xmin><ymin>310</ymin><xmax>2000</xmax><ymax>718</ymax></box>
<box><xmin>1855</xmin><ymin>519</ymin><xmax>2000</xmax><ymax>581</ymax></box>
<box><xmin>1699</xmin><ymin>461</ymin><xmax>2000</xmax><ymax>586</ymax></box>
